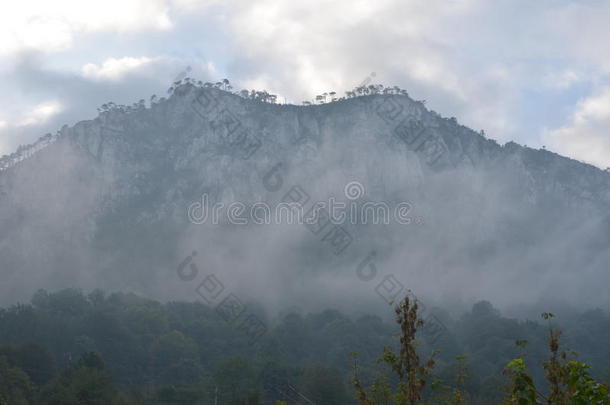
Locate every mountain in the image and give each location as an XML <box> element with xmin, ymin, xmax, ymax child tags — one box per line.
<box><xmin>1</xmin><ymin>83</ymin><xmax>609</xmax><ymax>312</ymax></box>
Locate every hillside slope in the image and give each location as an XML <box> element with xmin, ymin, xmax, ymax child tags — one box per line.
<box><xmin>1</xmin><ymin>84</ymin><xmax>608</xmax><ymax>310</ymax></box>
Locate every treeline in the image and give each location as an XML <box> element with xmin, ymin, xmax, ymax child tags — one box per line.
<box><xmin>93</xmin><ymin>77</ymin><xmax>419</xmax><ymax>115</ymax></box>
<box><xmin>0</xmin><ymin>289</ymin><xmax>609</xmax><ymax>404</ymax></box>
<box><xmin>166</xmin><ymin>77</ymin><xmax>417</xmax><ymax>106</ymax></box>
<box><xmin>95</xmin><ymin>78</ymin><xmax>281</xmax><ymax>115</ymax></box>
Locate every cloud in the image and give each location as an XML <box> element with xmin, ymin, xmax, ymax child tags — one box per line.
<box><xmin>82</xmin><ymin>57</ymin><xmax>158</xmax><ymax>81</ymax></box>
<box><xmin>1</xmin><ymin>0</ymin><xmax>610</xmax><ymax>165</ymax></box>
<box><xmin>212</xmin><ymin>0</ymin><xmax>525</xmax><ymax>141</ymax></box>
<box><xmin>546</xmin><ymin>2</ymin><xmax>610</xmax><ymax>76</ymax></box>
<box><xmin>543</xmin><ymin>87</ymin><xmax>610</xmax><ymax>169</ymax></box>
<box><xmin>541</xmin><ymin>70</ymin><xmax>583</xmax><ymax>90</ymax></box>
<box><xmin>206</xmin><ymin>0</ymin><xmax>610</xmax><ymax>164</ymax></box>
<box><xmin>0</xmin><ymin>100</ymin><xmax>62</xmax><ymax>156</ymax></box>
<box><xmin>17</xmin><ymin>101</ymin><xmax>64</xmax><ymax>126</ymax></box>
<box><xmin>0</xmin><ymin>0</ymin><xmax>172</xmax><ymax>55</ymax></box>
<box><xmin>0</xmin><ymin>52</ymin><xmax>220</xmax><ymax>156</ymax></box>
<box><xmin>0</xmin><ymin>100</ymin><xmax>62</xmax><ymax>138</ymax></box>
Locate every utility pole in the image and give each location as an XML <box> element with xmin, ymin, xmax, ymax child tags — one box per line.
<box><xmin>215</xmin><ymin>385</ymin><xmax>218</xmax><ymax>405</ymax></box>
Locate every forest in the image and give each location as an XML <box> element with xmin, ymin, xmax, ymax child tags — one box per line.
<box><xmin>1</xmin><ymin>289</ymin><xmax>609</xmax><ymax>404</ymax></box>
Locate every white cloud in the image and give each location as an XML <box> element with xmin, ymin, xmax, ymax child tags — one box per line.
<box><xmin>542</xmin><ymin>70</ymin><xmax>583</xmax><ymax>90</ymax></box>
<box><xmin>1</xmin><ymin>0</ymin><xmax>610</xmax><ymax>162</ymax></box>
<box><xmin>0</xmin><ymin>0</ymin><xmax>173</xmax><ymax>55</ymax></box>
<box><xmin>546</xmin><ymin>3</ymin><xmax>610</xmax><ymax>76</ymax></box>
<box><xmin>543</xmin><ymin>88</ymin><xmax>610</xmax><ymax>169</ymax></box>
<box><xmin>82</xmin><ymin>57</ymin><xmax>158</xmax><ymax>81</ymax></box>
<box><xmin>215</xmin><ymin>0</ymin><xmax>523</xmax><ymax>139</ymax></box>
<box><xmin>0</xmin><ymin>101</ymin><xmax>63</xmax><ymax>156</ymax></box>
<box><xmin>170</xmin><ymin>0</ymin><xmax>219</xmax><ymax>10</ymax></box>
<box><xmin>18</xmin><ymin>101</ymin><xmax>63</xmax><ymax>127</ymax></box>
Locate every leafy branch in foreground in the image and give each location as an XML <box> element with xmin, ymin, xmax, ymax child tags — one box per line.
<box><xmin>352</xmin><ymin>297</ymin><xmax>438</xmax><ymax>405</ymax></box>
<box><xmin>353</xmin><ymin>301</ymin><xmax>610</xmax><ymax>405</ymax></box>
<box><xmin>504</xmin><ymin>313</ymin><xmax>610</xmax><ymax>405</ymax></box>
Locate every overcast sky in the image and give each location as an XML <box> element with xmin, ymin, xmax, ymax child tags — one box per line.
<box><xmin>1</xmin><ymin>0</ymin><xmax>610</xmax><ymax>168</ymax></box>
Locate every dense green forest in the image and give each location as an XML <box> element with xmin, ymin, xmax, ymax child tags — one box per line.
<box><xmin>0</xmin><ymin>289</ymin><xmax>609</xmax><ymax>404</ymax></box>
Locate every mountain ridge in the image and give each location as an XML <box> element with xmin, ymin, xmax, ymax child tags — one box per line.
<box><xmin>2</xmin><ymin>84</ymin><xmax>608</xmax><ymax>195</ymax></box>
<box><xmin>1</xmin><ymin>82</ymin><xmax>609</xmax><ymax>309</ymax></box>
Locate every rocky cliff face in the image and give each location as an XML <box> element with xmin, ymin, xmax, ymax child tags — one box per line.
<box><xmin>1</xmin><ymin>84</ymin><xmax>609</xmax><ymax>311</ymax></box>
